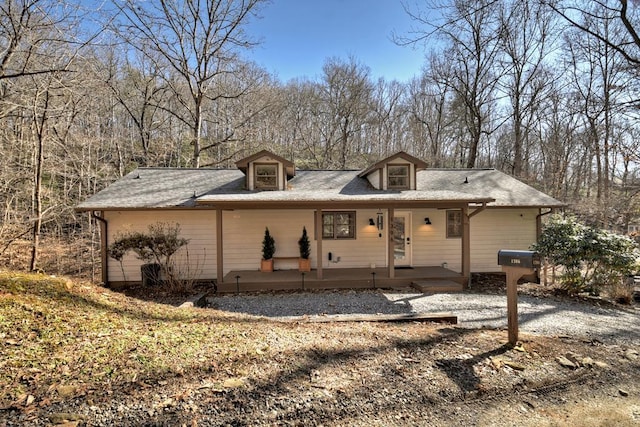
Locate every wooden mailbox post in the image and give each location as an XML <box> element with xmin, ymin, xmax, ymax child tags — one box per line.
<box><xmin>497</xmin><ymin>250</ymin><xmax>541</xmax><ymax>345</ymax></box>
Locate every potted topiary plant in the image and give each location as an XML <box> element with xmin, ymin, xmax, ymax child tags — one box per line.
<box><xmin>261</xmin><ymin>227</ymin><xmax>276</xmax><ymax>272</ymax></box>
<box><xmin>298</xmin><ymin>226</ymin><xmax>311</xmax><ymax>272</ymax></box>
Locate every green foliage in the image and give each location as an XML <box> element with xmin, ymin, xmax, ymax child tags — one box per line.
<box><xmin>532</xmin><ymin>215</ymin><xmax>639</xmax><ymax>295</ymax></box>
<box><xmin>262</xmin><ymin>227</ymin><xmax>275</xmax><ymax>260</ymax></box>
<box><xmin>298</xmin><ymin>226</ymin><xmax>311</xmax><ymax>259</ymax></box>
<box><xmin>108</xmin><ymin>222</ymin><xmax>189</xmax><ymax>267</ymax></box>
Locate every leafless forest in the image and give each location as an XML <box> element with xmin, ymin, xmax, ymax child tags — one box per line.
<box><xmin>1</xmin><ymin>0</ymin><xmax>639</xmax><ymax>276</ymax></box>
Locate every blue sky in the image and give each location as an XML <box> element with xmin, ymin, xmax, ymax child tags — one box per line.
<box><xmin>245</xmin><ymin>0</ymin><xmax>427</xmax><ymax>83</ymax></box>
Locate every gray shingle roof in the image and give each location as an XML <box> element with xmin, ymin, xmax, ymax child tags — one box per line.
<box><xmin>76</xmin><ymin>167</ymin><xmax>564</xmax><ymax>211</ymax></box>
<box><xmin>417</xmin><ymin>169</ymin><xmax>564</xmax><ymax>207</ymax></box>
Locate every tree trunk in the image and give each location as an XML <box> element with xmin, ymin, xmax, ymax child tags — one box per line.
<box><xmin>30</xmin><ymin>89</ymin><xmax>49</xmax><ymax>271</ymax></box>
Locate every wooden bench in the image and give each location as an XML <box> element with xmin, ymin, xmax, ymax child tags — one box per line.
<box><xmin>272</xmin><ymin>256</ymin><xmax>299</xmax><ymax>268</ymax></box>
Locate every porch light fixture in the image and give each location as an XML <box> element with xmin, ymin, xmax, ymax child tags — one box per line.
<box><xmin>424</xmin><ymin>217</ymin><xmax>432</xmax><ymax>225</ymax></box>
<box><xmin>369</xmin><ymin>218</ymin><xmax>375</xmax><ymax>226</ymax></box>
<box><xmin>376</xmin><ymin>212</ymin><xmax>384</xmax><ymax>230</ymax></box>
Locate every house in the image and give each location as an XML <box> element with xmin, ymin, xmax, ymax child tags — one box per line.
<box><xmin>76</xmin><ymin>150</ymin><xmax>565</xmax><ymax>292</ymax></box>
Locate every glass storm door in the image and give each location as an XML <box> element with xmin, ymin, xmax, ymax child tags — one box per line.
<box><xmin>392</xmin><ymin>212</ymin><xmax>412</xmax><ymax>266</ymax></box>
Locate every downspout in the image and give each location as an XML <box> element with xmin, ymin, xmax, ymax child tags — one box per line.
<box><xmin>536</xmin><ymin>208</ymin><xmax>554</xmax><ymax>240</ymax></box>
<box><xmin>91</xmin><ymin>211</ymin><xmax>109</xmax><ymax>287</ymax></box>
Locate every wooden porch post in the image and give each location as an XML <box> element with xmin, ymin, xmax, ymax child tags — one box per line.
<box><xmin>216</xmin><ymin>208</ymin><xmax>224</xmax><ymax>283</ymax></box>
<box><xmin>315</xmin><ymin>208</ymin><xmax>323</xmax><ymax>279</ymax></box>
<box><xmin>388</xmin><ymin>207</ymin><xmax>395</xmax><ymax>279</ymax></box>
<box><xmin>91</xmin><ymin>211</ymin><xmax>108</xmax><ymax>286</ymax></box>
<box><xmin>462</xmin><ymin>205</ymin><xmax>470</xmax><ymax>283</ymax></box>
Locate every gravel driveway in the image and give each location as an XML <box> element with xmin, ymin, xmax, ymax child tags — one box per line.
<box><xmin>207</xmin><ymin>289</ymin><xmax>640</xmax><ymax>344</ymax></box>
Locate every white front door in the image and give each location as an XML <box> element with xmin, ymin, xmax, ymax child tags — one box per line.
<box><xmin>392</xmin><ymin>212</ymin><xmax>412</xmax><ymax>267</ymax></box>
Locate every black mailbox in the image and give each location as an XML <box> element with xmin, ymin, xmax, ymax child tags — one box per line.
<box><xmin>497</xmin><ymin>250</ymin><xmax>541</xmax><ymax>269</ymax></box>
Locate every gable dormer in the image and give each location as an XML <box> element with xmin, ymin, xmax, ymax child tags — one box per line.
<box><xmin>358</xmin><ymin>152</ymin><xmax>428</xmax><ymax>190</ymax></box>
<box><xmin>235</xmin><ymin>150</ymin><xmax>295</xmax><ymax>191</ymax></box>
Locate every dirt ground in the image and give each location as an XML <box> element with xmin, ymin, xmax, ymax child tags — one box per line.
<box><xmin>3</xmin><ymin>273</ymin><xmax>639</xmax><ymax>426</ymax></box>
<box><xmin>79</xmin><ymin>278</ymin><xmax>640</xmax><ymax>425</ymax></box>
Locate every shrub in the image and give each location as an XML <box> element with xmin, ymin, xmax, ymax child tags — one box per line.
<box><xmin>532</xmin><ymin>215</ymin><xmax>639</xmax><ymax>296</ymax></box>
<box><xmin>108</xmin><ymin>222</ymin><xmax>189</xmax><ymax>285</ymax></box>
<box><xmin>262</xmin><ymin>227</ymin><xmax>275</xmax><ymax>260</ymax></box>
<box><xmin>298</xmin><ymin>226</ymin><xmax>311</xmax><ymax>259</ymax></box>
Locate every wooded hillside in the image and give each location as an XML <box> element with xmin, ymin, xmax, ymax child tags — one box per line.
<box><xmin>1</xmin><ymin>0</ymin><xmax>639</xmax><ymax>274</ymax></box>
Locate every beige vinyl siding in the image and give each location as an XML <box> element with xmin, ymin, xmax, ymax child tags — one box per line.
<box><xmin>320</xmin><ymin>209</ymin><xmax>386</xmax><ymax>269</ymax></box>
<box><xmin>470</xmin><ymin>208</ymin><xmax>538</xmax><ymax>272</ymax></box>
<box><xmin>411</xmin><ymin>209</ymin><xmax>462</xmax><ymax>272</ymax></box>
<box><xmin>222</xmin><ymin>209</ymin><xmax>387</xmax><ymax>273</ymax></box>
<box><xmin>104</xmin><ymin>206</ymin><xmax>540</xmax><ymax>282</ymax></box>
<box><xmin>105</xmin><ymin>210</ymin><xmax>217</xmax><ymax>282</ymax></box>
<box><xmin>222</xmin><ymin>209</ymin><xmax>312</xmax><ymax>273</ymax></box>
<box><xmin>365</xmin><ymin>170</ymin><xmax>381</xmax><ymax>189</ymax></box>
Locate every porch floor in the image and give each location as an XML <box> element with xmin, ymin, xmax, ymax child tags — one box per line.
<box><xmin>219</xmin><ymin>266</ymin><xmax>466</xmax><ymax>293</ymax></box>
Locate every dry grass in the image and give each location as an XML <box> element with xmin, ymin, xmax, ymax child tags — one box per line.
<box><xmin>1</xmin><ymin>270</ymin><xmax>638</xmax><ymax>425</ymax></box>
<box><xmin>0</xmin><ymin>270</ymin><xmax>260</xmax><ymax>405</ymax></box>
<box><xmin>0</xmin><ymin>237</ymin><xmax>98</xmax><ymax>279</ymax></box>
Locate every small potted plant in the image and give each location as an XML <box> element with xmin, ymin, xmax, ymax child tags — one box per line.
<box><xmin>261</xmin><ymin>227</ymin><xmax>276</xmax><ymax>272</ymax></box>
<box><xmin>298</xmin><ymin>226</ymin><xmax>311</xmax><ymax>272</ymax></box>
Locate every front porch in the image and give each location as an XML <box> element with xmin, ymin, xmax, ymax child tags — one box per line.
<box><xmin>219</xmin><ymin>266</ymin><xmax>466</xmax><ymax>293</ymax></box>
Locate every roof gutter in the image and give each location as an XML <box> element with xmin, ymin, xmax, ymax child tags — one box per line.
<box><xmin>195</xmin><ymin>198</ymin><xmax>496</xmax><ymax>210</ymax></box>
<box><xmin>91</xmin><ymin>211</ymin><xmax>109</xmax><ymax>286</ymax></box>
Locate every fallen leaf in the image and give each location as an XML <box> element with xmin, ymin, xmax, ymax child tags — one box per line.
<box><xmin>223</xmin><ymin>378</ymin><xmax>244</xmax><ymax>388</ymax></box>
<box><xmin>513</xmin><ymin>344</ymin><xmax>526</xmax><ymax>353</ymax></box>
<box><xmin>490</xmin><ymin>357</ymin><xmax>503</xmax><ymax>369</ymax></box>
<box><xmin>556</xmin><ymin>356</ymin><xmax>577</xmax><ymax>369</ymax></box>
<box><xmin>48</xmin><ymin>412</ymin><xmax>86</xmax><ymax>424</ymax></box>
<box><xmin>504</xmin><ymin>361</ymin><xmax>526</xmax><ymax>371</ymax></box>
<box><xmin>57</xmin><ymin>385</ymin><xmax>78</xmax><ymax>399</ymax></box>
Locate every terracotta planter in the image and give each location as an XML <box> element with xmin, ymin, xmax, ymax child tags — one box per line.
<box><xmin>298</xmin><ymin>258</ymin><xmax>311</xmax><ymax>272</ymax></box>
<box><xmin>260</xmin><ymin>259</ymin><xmax>274</xmax><ymax>272</ymax></box>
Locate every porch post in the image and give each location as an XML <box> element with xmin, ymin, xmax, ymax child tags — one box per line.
<box><xmin>216</xmin><ymin>208</ymin><xmax>224</xmax><ymax>283</ymax></box>
<box><xmin>388</xmin><ymin>207</ymin><xmax>395</xmax><ymax>279</ymax></box>
<box><xmin>462</xmin><ymin>205</ymin><xmax>470</xmax><ymax>282</ymax></box>
<box><xmin>315</xmin><ymin>208</ymin><xmax>323</xmax><ymax>280</ymax></box>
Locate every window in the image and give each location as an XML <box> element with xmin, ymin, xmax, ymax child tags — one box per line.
<box><xmin>447</xmin><ymin>210</ymin><xmax>462</xmax><ymax>238</ymax></box>
<box><xmin>254</xmin><ymin>164</ymin><xmax>278</xmax><ymax>189</ymax></box>
<box><xmin>322</xmin><ymin>212</ymin><xmax>356</xmax><ymax>239</ymax></box>
<box><xmin>388</xmin><ymin>165</ymin><xmax>409</xmax><ymax>189</ymax></box>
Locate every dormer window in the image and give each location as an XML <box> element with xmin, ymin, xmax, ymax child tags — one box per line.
<box><xmin>235</xmin><ymin>150</ymin><xmax>295</xmax><ymax>191</ymax></box>
<box><xmin>255</xmin><ymin>164</ymin><xmax>278</xmax><ymax>189</ymax></box>
<box><xmin>388</xmin><ymin>165</ymin><xmax>409</xmax><ymax>189</ymax></box>
<box><xmin>358</xmin><ymin>152</ymin><xmax>427</xmax><ymax>190</ymax></box>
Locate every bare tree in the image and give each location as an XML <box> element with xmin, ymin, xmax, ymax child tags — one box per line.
<box><xmin>111</xmin><ymin>0</ymin><xmax>265</xmax><ymax>168</ymax></box>
<box><xmin>369</xmin><ymin>78</ymin><xmax>406</xmax><ymax>158</ymax></box>
<box><xmin>405</xmin><ymin>63</ymin><xmax>455</xmax><ymax>166</ymax></box>
<box><xmin>548</xmin><ymin>0</ymin><xmax>640</xmax><ymax>68</ymax></box>
<box><xmin>318</xmin><ymin>57</ymin><xmax>373</xmax><ymax>168</ymax></box>
<box><xmin>497</xmin><ymin>0</ymin><xmax>558</xmax><ymax>177</ymax></box>
<box><xmin>401</xmin><ymin>0</ymin><xmax>503</xmax><ymax>168</ymax></box>
<box><xmin>564</xmin><ymin>1</ymin><xmax>633</xmax><ymax>226</ymax></box>
<box><xmin>0</xmin><ymin>0</ymin><xmax>91</xmax><ymax>270</ymax></box>
<box><xmin>101</xmin><ymin>48</ymin><xmax>171</xmax><ymax>167</ymax></box>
